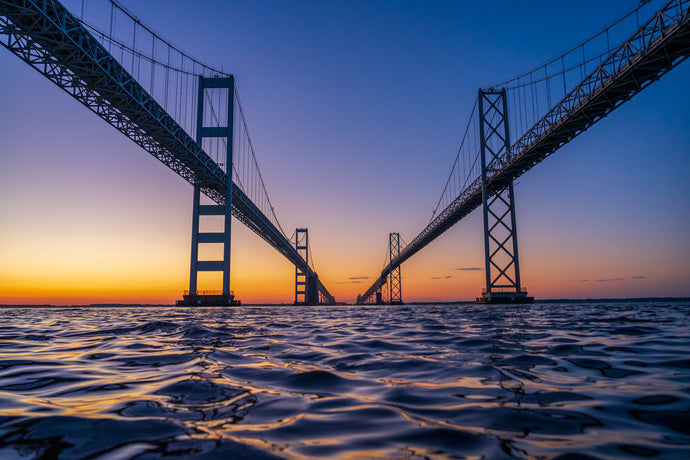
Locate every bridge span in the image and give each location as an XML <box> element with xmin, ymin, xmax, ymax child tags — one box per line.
<box><xmin>357</xmin><ymin>0</ymin><xmax>689</xmax><ymax>304</ymax></box>
<box><xmin>0</xmin><ymin>0</ymin><xmax>335</xmax><ymax>304</ymax></box>
<box><xmin>1</xmin><ymin>1</ymin><xmax>687</xmax><ymax>305</ymax></box>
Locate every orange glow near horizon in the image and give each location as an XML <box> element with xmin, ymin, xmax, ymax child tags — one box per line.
<box><xmin>2</xmin><ymin>213</ymin><xmax>689</xmax><ymax>305</ymax></box>
<box><xmin>3</xmin><ymin>218</ymin><xmax>689</xmax><ymax>305</ymax></box>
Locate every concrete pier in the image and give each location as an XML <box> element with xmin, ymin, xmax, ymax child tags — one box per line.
<box><xmin>476</xmin><ymin>291</ymin><xmax>534</xmax><ymax>304</ymax></box>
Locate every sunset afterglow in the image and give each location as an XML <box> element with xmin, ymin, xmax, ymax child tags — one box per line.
<box><xmin>1</xmin><ymin>0</ymin><xmax>688</xmax><ymax>305</ymax></box>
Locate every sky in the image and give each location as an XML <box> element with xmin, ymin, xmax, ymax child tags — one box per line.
<box><xmin>1</xmin><ymin>0</ymin><xmax>688</xmax><ymax>305</ymax></box>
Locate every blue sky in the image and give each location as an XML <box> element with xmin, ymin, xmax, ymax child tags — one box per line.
<box><xmin>1</xmin><ymin>0</ymin><xmax>688</xmax><ymax>303</ymax></box>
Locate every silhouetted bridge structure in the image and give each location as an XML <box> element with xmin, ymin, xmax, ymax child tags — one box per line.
<box><xmin>357</xmin><ymin>0</ymin><xmax>689</xmax><ymax>304</ymax></box>
<box><xmin>1</xmin><ymin>1</ymin><xmax>688</xmax><ymax>305</ymax></box>
<box><xmin>0</xmin><ymin>0</ymin><xmax>334</xmax><ymax>305</ymax></box>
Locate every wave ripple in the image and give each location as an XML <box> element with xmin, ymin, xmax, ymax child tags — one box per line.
<box><xmin>1</xmin><ymin>302</ymin><xmax>689</xmax><ymax>458</ymax></box>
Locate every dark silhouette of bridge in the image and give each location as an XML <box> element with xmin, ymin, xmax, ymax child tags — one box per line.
<box><xmin>0</xmin><ymin>0</ymin><xmax>335</xmax><ymax>304</ymax></box>
<box><xmin>357</xmin><ymin>0</ymin><xmax>689</xmax><ymax>304</ymax></box>
<box><xmin>1</xmin><ymin>1</ymin><xmax>688</xmax><ymax>305</ymax></box>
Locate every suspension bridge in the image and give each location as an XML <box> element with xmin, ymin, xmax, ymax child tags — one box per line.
<box><xmin>1</xmin><ymin>1</ymin><xmax>688</xmax><ymax>305</ymax></box>
<box><xmin>0</xmin><ymin>0</ymin><xmax>335</xmax><ymax>305</ymax></box>
<box><xmin>357</xmin><ymin>0</ymin><xmax>689</xmax><ymax>304</ymax></box>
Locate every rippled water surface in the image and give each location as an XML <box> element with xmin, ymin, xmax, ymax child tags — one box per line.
<box><xmin>1</xmin><ymin>302</ymin><xmax>689</xmax><ymax>459</ymax></box>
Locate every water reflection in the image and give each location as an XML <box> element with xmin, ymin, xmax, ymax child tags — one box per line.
<box><xmin>0</xmin><ymin>302</ymin><xmax>688</xmax><ymax>458</ymax></box>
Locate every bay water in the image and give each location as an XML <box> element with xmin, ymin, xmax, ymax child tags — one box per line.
<box><xmin>1</xmin><ymin>302</ymin><xmax>688</xmax><ymax>458</ymax></box>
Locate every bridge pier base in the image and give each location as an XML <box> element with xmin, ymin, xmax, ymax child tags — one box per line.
<box><xmin>477</xmin><ymin>291</ymin><xmax>533</xmax><ymax>304</ymax></box>
<box><xmin>177</xmin><ymin>293</ymin><xmax>240</xmax><ymax>306</ymax></box>
<box><xmin>477</xmin><ymin>89</ymin><xmax>533</xmax><ymax>305</ymax></box>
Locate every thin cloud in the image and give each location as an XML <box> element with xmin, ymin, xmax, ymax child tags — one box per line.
<box><xmin>588</xmin><ymin>276</ymin><xmax>648</xmax><ymax>283</ymax></box>
<box><xmin>348</xmin><ymin>276</ymin><xmax>369</xmax><ymax>280</ymax></box>
<box><xmin>430</xmin><ymin>275</ymin><xmax>453</xmax><ymax>280</ymax></box>
<box><xmin>456</xmin><ymin>267</ymin><xmax>482</xmax><ymax>271</ymax></box>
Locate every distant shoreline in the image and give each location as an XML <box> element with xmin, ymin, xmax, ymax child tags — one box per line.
<box><xmin>1</xmin><ymin>297</ymin><xmax>688</xmax><ymax>308</ymax></box>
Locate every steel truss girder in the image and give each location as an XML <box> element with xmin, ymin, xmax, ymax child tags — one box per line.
<box><xmin>503</xmin><ymin>0</ymin><xmax>690</xmax><ymax>187</ymax></box>
<box><xmin>356</xmin><ymin>0</ymin><xmax>689</xmax><ymax>303</ymax></box>
<box><xmin>0</xmin><ymin>0</ymin><xmax>335</xmax><ymax>304</ymax></box>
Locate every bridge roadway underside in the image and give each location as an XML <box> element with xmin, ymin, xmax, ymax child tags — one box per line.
<box><xmin>0</xmin><ymin>0</ymin><xmax>335</xmax><ymax>303</ymax></box>
<box><xmin>359</xmin><ymin>7</ymin><xmax>690</xmax><ymax>303</ymax></box>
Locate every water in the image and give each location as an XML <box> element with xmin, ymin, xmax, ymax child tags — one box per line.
<box><xmin>0</xmin><ymin>302</ymin><xmax>689</xmax><ymax>459</ymax></box>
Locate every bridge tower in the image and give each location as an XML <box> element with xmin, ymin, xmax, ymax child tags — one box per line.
<box><xmin>388</xmin><ymin>232</ymin><xmax>403</xmax><ymax>304</ymax></box>
<box><xmin>477</xmin><ymin>89</ymin><xmax>533</xmax><ymax>304</ymax></box>
<box><xmin>178</xmin><ymin>76</ymin><xmax>239</xmax><ymax>306</ymax></box>
<box><xmin>294</xmin><ymin>228</ymin><xmax>318</xmax><ymax>305</ymax></box>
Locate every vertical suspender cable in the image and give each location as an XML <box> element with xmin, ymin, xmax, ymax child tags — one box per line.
<box><xmin>131</xmin><ymin>22</ymin><xmax>136</xmax><ymax>77</ymax></box>
<box><xmin>108</xmin><ymin>2</ymin><xmax>113</xmax><ymax>53</ymax></box>
<box><xmin>165</xmin><ymin>46</ymin><xmax>170</xmax><ymax>109</ymax></box>
<box><xmin>561</xmin><ymin>55</ymin><xmax>566</xmax><ymax>97</ymax></box>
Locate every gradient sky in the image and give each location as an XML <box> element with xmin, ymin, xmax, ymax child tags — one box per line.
<box><xmin>1</xmin><ymin>0</ymin><xmax>689</xmax><ymax>305</ymax></box>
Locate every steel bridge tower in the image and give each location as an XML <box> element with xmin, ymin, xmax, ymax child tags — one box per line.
<box><xmin>294</xmin><ymin>228</ymin><xmax>318</xmax><ymax>305</ymax></box>
<box><xmin>477</xmin><ymin>89</ymin><xmax>533</xmax><ymax>304</ymax></box>
<box><xmin>388</xmin><ymin>232</ymin><xmax>403</xmax><ymax>304</ymax></box>
<box><xmin>178</xmin><ymin>76</ymin><xmax>239</xmax><ymax>306</ymax></box>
